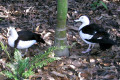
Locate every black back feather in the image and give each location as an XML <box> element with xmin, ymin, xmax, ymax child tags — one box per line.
<box><xmin>82</xmin><ymin>23</ymin><xmax>116</xmax><ymax>50</ymax></box>
<box><xmin>99</xmin><ymin>43</ymin><xmax>113</xmax><ymax>51</ymax></box>
<box><xmin>81</xmin><ymin>24</ymin><xmax>108</xmax><ymax>36</ymax></box>
<box><xmin>14</xmin><ymin>31</ymin><xmax>45</xmax><ymax>48</ymax></box>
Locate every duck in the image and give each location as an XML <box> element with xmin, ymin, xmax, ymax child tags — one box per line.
<box><xmin>8</xmin><ymin>27</ymin><xmax>45</xmax><ymax>49</ymax></box>
<box><xmin>74</xmin><ymin>15</ymin><xmax>116</xmax><ymax>53</ymax></box>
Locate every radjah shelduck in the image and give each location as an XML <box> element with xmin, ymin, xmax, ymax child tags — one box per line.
<box><xmin>74</xmin><ymin>15</ymin><xmax>116</xmax><ymax>53</ymax></box>
<box><xmin>8</xmin><ymin>27</ymin><xmax>45</xmax><ymax>49</ymax></box>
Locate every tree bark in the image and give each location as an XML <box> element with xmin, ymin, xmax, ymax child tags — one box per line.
<box><xmin>54</xmin><ymin>0</ymin><xmax>69</xmax><ymax>57</ymax></box>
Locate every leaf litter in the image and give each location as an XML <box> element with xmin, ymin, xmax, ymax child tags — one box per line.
<box><xmin>0</xmin><ymin>0</ymin><xmax>120</xmax><ymax>80</ymax></box>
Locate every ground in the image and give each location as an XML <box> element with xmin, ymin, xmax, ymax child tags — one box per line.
<box><xmin>0</xmin><ymin>0</ymin><xmax>120</xmax><ymax>80</ymax></box>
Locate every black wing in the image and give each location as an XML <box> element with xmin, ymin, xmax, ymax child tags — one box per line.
<box><xmin>81</xmin><ymin>24</ymin><xmax>108</xmax><ymax>36</ymax></box>
<box><xmin>82</xmin><ymin>24</ymin><xmax>115</xmax><ymax>44</ymax></box>
<box><xmin>18</xmin><ymin>31</ymin><xmax>45</xmax><ymax>43</ymax></box>
<box><xmin>14</xmin><ymin>31</ymin><xmax>37</xmax><ymax>48</ymax></box>
<box><xmin>14</xmin><ymin>31</ymin><xmax>45</xmax><ymax>48</ymax></box>
<box><xmin>82</xmin><ymin>24</ymin><xmax>116</xmax><ymax>50</ymax></box>
<box><xmin>17</xmin><ymin>31</ymin><xmax>37</xmax><ymax>41</ymax></box>
<box><xmin>85</xmin><ymin>29</ymin><xmax>116</xmax><ymax>44</ymax></box>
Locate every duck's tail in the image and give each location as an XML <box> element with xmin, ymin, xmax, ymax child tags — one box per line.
<box><xmin>99</xmin><ymin>39</ymin><xmax>117</xmax><ymax>50</ymax></box>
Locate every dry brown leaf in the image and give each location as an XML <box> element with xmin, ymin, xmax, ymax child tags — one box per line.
<box><xmin>35</xmin><ymin>26</ymin><xmax>40</xmax><ymax>32</ymax></box>
<box><xmin>57</xmin><ymin>61</ymin><xmax>64</xmax><ymax>67</ymax></box>
<box><xmin>43</xmin><ymin>32</ymin><xmax>52</xmax><ymax>39</ymax></box>
<box><xmin>51</xmin><ymin>71</ymin><xmax>66</xmax><ymax>78</ymax></box>
<box><xmin>72</xmin><ymin>60</ymin><xmax>82</xmax><ymax>67</ymax></box>
<box><xmin>103</xmin><ymin>63</ymin><xmax>111</xmax><ymax>67</ymax></box>
<box><xmin>0</xmin><ymin>75</ymin><xmax>7</xmax><ymax>80</ymax></box>
<box><xmin>43</xmin><ymin>66</ymin><xmax>49</xmax><ymax>70</ymax></box>
<box><xmin>104</xmin><ymin>75</ymin><xmax>116</xmax><ymax>79</ymax></box>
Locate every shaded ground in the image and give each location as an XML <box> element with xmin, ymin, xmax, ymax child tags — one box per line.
<box><xmin>0</xmin><ymin>0</ymin><xmax>120</xmax><ymax>80</ymax></box>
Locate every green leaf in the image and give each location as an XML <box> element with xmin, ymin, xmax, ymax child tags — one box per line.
<box><xmin>22</xmin><ymin>70</ymin><xmax>34</xmax><ymax>78</ymax></box>
<box><xmin>2</xmin><ymin>71</ymin><xmax>18</xmax><ymax>80</ymax></box>
<box><xmin>17</xmin><ymin>57</ymin><xmax>30</xmax><ymax>76</ymax></box>
<box><xmin>0</xmin><ymin>42</ymin><xmax>11</xmax><ymax>59</ymax></box>
<box><xmin>14</xmin><ymin>49</ymin><xmax>22</xmax><ymax>62</ymax></box>
<box><xmin>3</xmin><ymin>71</ymin><xmax>14</xmax><ymax>78</ymax></box>
<box><xmin>1</xmin><ymin>46</ymin><xmax>68</xmax><ymax>80</ymax></box>
<box><xmin>100</xmin><ymin>1</ymin><xmax>108</xmax><ymax>10</ymax></box>
<box><xmin>0</xmin><ymin>18</ymin><xmax>3</xmax><ymax>21</ymax></box>
<box><xmin>6</xmin><ymin>63</ymin><xmax>17</xmax><ymax>75</ymax></box>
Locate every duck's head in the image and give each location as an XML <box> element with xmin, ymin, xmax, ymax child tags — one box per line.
<box><xmin>74</xmin><ymin>15</ymin><xmax>90</xmax><ymax>24</ymax></box>
<box><xmin>7</xmin><ymin>27</ymin><xmax>18</xmax><ymax>37</ymax></box>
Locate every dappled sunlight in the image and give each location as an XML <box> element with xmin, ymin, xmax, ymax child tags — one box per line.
<box><xmin>0</xmin><ymin>0</ymin><xmax>120</xmax><ymax>79</ymax></box>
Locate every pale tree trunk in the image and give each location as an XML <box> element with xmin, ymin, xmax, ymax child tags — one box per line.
<box><xmin>54</xmin><ymin>0</ymin><xmax>69</xmax><ymax>57</ymax></box>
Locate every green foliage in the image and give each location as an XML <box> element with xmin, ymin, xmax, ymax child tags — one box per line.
<box><xmin>1</xmin><ymin>46</ymin><xmax>68</xmax><ymax>80</ymax></box>
<box><xmin>0</xmin><ymin>42</ymin><xmax>11</xmax><ymax>59</ymax></box>
<box><xmin>1</xmin><ymin>49</ymin><xmax>34</xmax><ymax>80</ymax></box>
<box><xmin>31</xmin><ymin>46</ymin><xmax>67</xmax><ymax>69</ymax></box>
<box><xmin>100</xmin><ymin>1</ymin><xmax>108</xmax><ymax>10</ymax></box>
<box><xmin>0</xmin><ymin>18</ymin><xmax>3</xmax><ymax>21</ymax></box>
<box><xmin>2</xmin><ymin>71</ymin><xmax>18</xmax><ymax>80</ymax></box>
<box><xmin>91</xmin><ymin>0</ymin><xmax>108</xmax><ymax>10</ymax></box>
<box><xmin>22</xmin><ymin>70</ymin><xmax>34</xmax><ymax>79</ymax></box>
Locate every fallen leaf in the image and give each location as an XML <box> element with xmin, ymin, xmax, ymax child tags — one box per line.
<box><xmin>51</xmin><ymin>71</ymin><xmax>66</xmax><ymax>78</ymax></box>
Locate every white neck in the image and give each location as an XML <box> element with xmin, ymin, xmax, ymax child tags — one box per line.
<box><xmin>10</xmin><ymin>29</ymin><xmax>18</xmax><ymax>40</ymax></box>
<box><xmin>79</xmin><ymin>21</ymin><xmax>90</xmax><ymax>30</ymax></box>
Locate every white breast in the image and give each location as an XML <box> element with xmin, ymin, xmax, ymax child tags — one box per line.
<box><xmin>79</xmin><ymin>31</ymin><xmax>94</xmax><ymax>44</ymax></box>
<box><xmin>16</xmin><ymin>40</ymin><xmax>36</xmax><ymax>49</ymax></box>
<box><xmin>8</xmin><ymin>36</ymin><xmax>36</xmax><ymax>49</ymax></box>
<box><xmin>8</xmin><ymin>36</ymin><xmax>15</xmax><ymax>48</ymax></box>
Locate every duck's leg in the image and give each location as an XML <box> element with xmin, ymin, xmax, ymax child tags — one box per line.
<box><xmin>82</xmin><ymin>44</ymin><xmax>91</xmax><ymax>53</ymax></box>
<box><xmin>21</xmin><ymin>49</ymin><xmax>28</xmax><ymax>57</ymax></box>
<box><xmin>25</xmin><ymin>48</ymin><xmax>28</xmax><ymax>56</ymax></box>
<box><xmin>91</xmin><ymin>44</ymin><xmax>95</xmax><ymax>49</ymax></box>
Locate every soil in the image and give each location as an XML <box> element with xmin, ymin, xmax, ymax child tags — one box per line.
<box><xmin>0</xmin><ymin>0</ymin><xmax>120</xmax><ymax>80</ymax></box>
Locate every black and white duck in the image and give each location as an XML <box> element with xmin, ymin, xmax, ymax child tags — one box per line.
<box><xmin>8</xmin><ymin>27</ymin><xmax>45</xmax><ymax>49</ymax></box>
<box><xmin>74</xmin><ymin>15</ymin><xmax>116</xmax><ymax>53</ymax></box>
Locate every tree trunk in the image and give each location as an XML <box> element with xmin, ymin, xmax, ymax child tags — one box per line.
<box><xmin>54</xmin><ymin>0</ymin><xmax>69</xmax><ymax>57</ymax></box>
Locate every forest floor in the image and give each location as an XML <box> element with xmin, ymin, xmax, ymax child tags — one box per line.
<box><xmin>0</xmin><ymin>0</ymin><xmax>120</xmax><ymax>80</ymax></box>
